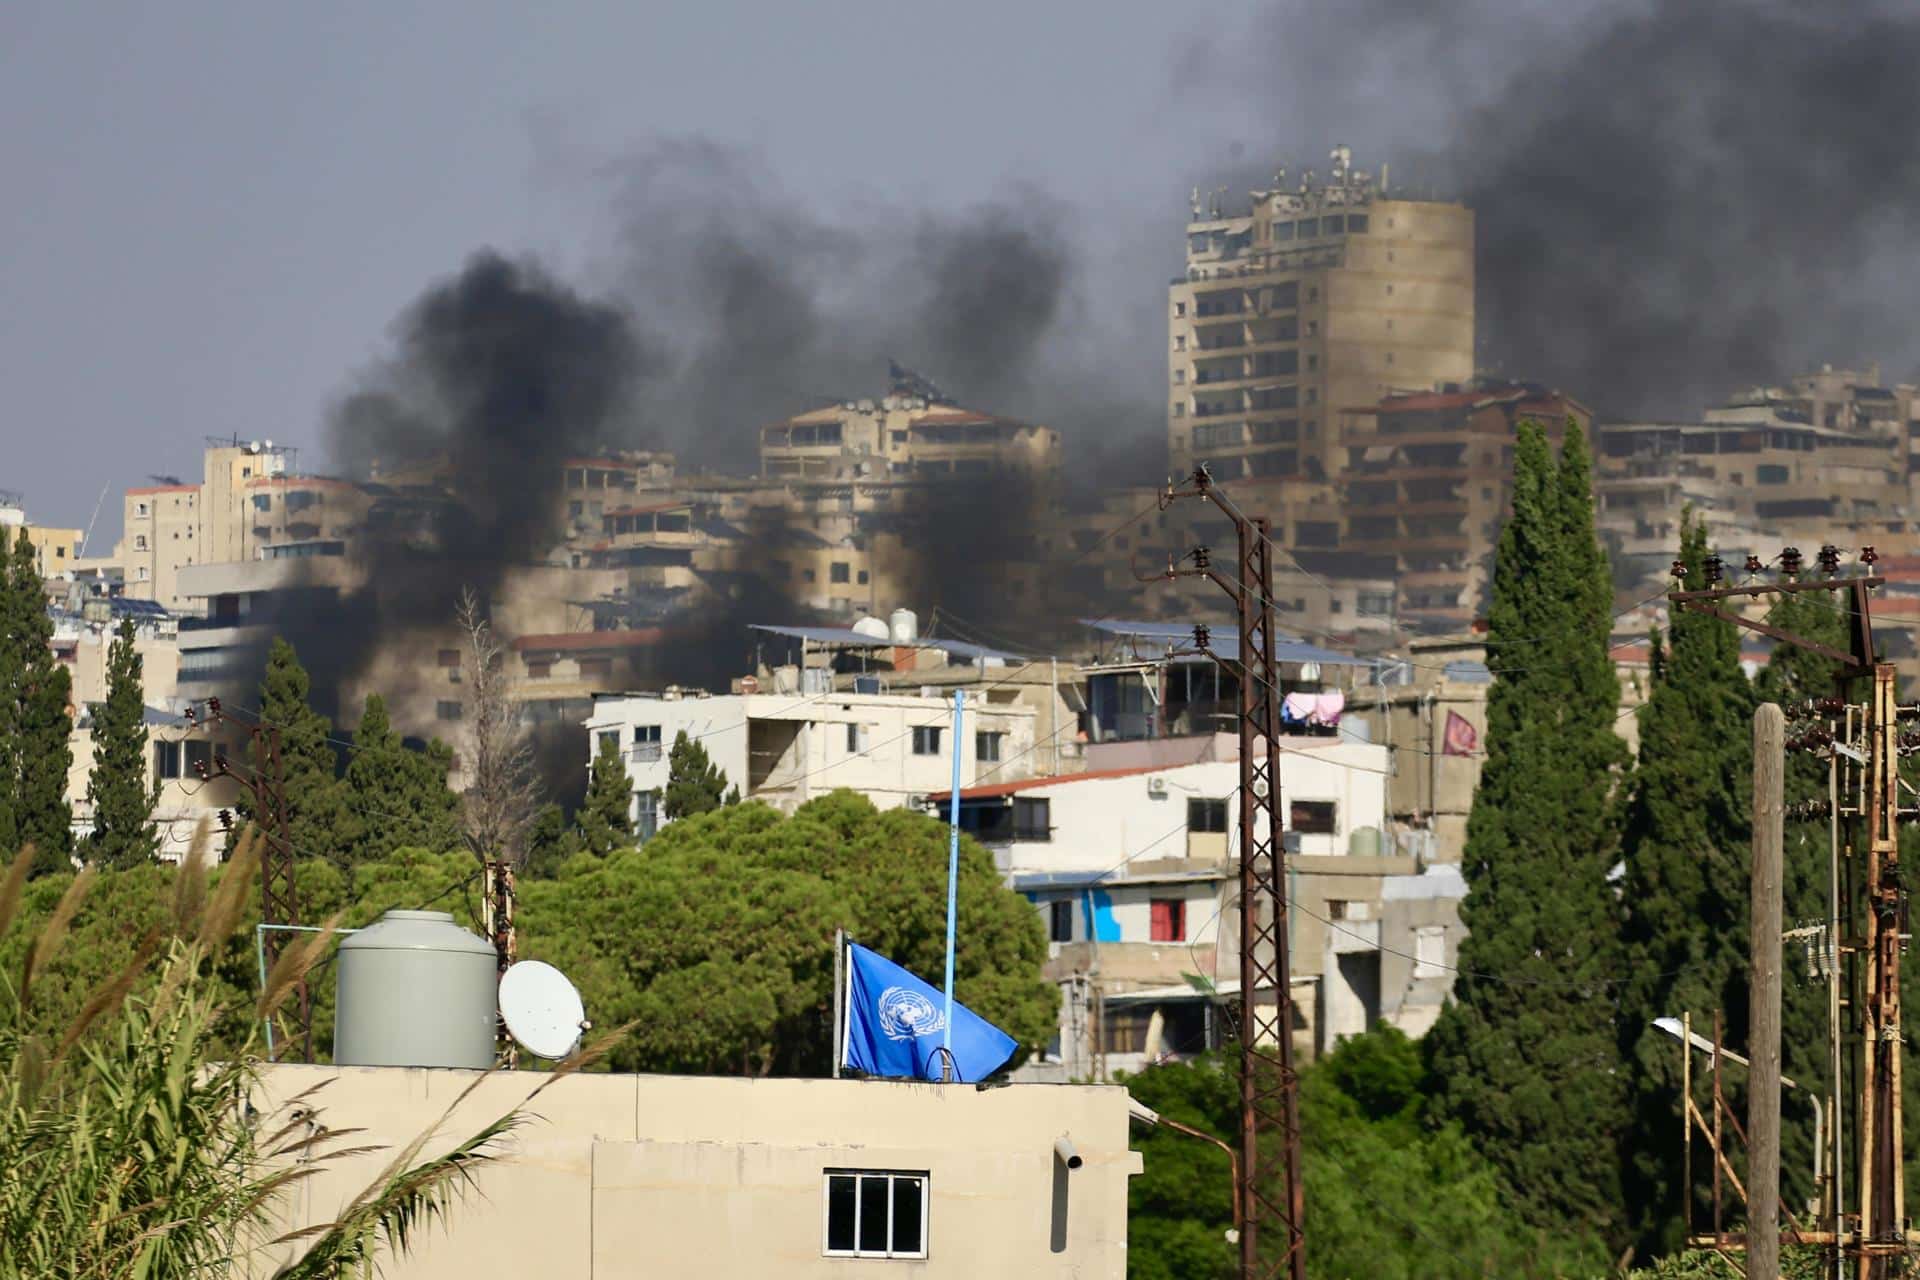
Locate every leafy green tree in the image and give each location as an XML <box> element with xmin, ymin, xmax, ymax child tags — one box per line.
<box><xmin>340</xmin><ymin>693</ymin><xmax>462</xmax><ymax>867</ymax></box>
<box><xmin>84</xmin><ymin>618</ymin><xmax>162</xmax><ymax>869</ymax></box>
<box><xmin>1125</xmin><ymin>1029</ymin><xmax>1609</xmax><ymax>1280</ymax></box>
<box><xmin>1616</xmin><ymin>511</ymin><xmax>1758</xmax><ymax>1253</ymax></box>
<box><xmin>576</xmin><ymin>735</ymin><xmax>633</xmax><ymax>857</ymax></box>
<box><xmin>1425</xmin><ymin>419</ymin><xmax>1632</xmax><ymax>1245</ymax></box>
<box><xmin>663</xmin><ymin>729</ymin><xmax>735</xmax><ymax>819</ymax></box>
<box><xmin>2</xmin><ymin>529</ymin><xmax>73</xmax><ymax>874</ymax></box>
<box><xmin>238</xmin><ymin>638</ymin><xmax>349</xmax><ymax>864</ymax></box>
<box><xmin>520</xmin><ymin>791</ymin><xmax>1054</xmax><ymax>1074</ymax></box>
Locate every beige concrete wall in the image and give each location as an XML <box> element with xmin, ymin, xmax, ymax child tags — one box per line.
<box><xmin>249</xmin><ymin>1066</ymin><xmax>1139</xmax><ymax>1279</ymax></box>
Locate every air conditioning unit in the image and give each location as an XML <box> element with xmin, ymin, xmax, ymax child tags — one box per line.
<box><xmin>1146</xmin><ymin>776</ymin><xmax>1168</xmax><ymax>797</ymax></box>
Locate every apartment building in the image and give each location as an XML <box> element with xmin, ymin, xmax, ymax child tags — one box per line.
<box><xmin>0</xmin><ymin>495</ymin><xmax>82</xmax><ymax>579</ymax></box>
<box><xmin>1595</xmin><ymin>366</ymin><xmax>1920</xmax><ymax>590</ymax></box>
<box><xmin>760</xmin><ymin>366</ymin><xmax>1060</xmax><ymax>484</ymax></box>
<box><xmin>1168</xmin><ymin>146</ymin><xmax>1475</xmax><ymax>487</ymax></box>
<box><xmin>933</xmin><ymin>745</ymin><xmax>1455</xmax><ymax>1076</ymax></box>
<box><xmin>64</xmin><ymin>705</ymin><xmax>242</xmax><ymax>863</ymax></box>
<box><xmin>1339</xmin><ymin>382</ymin><xmax>1592</xmax><ymax>629</ymax></box>
<box><xmin>585</xmin><ymin>684</ymin><xmax>1037</xmax><ymax>833</ymax></box>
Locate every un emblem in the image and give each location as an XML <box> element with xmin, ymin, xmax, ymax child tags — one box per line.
<box><xmin>877</xmin><ymin>986</ymin><xmax>946</xmax><ymax>1041</ymax></box>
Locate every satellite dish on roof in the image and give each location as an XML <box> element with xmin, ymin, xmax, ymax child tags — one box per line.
<box><xmin>498</xmin><ymin>960</ymin><xmax>587</xmax><ymax>1060</ymax></box>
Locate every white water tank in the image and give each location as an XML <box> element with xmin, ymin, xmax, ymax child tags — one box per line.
<box><xmin>852</xmin><ymin>615</ymin><xmax>890</xmax><ymax>640</ymax></box>
<box><xmin>334</xmin><ymin>910</ymin><xmax>497</xmax><ymax>1069</ymax></box>
<box><xmin>890</xmin><ymin>608</ymin><xmax>919</xmax><ymax>644</ymax></box>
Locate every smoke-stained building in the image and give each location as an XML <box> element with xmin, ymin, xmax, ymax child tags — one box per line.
<box><xmin>1339</xmin><ymin>383</ymin><xmax>1592</xmax><ymax>630</ymax></box>
<box><xmin>1167</xmin><ymin>146</ymin><xmax>1475</xmax><ymax>488</ymax></box>
<box><xmin>1594</xmin><ymin>365</ymin><xmax>1920</xmax><ymax>591</ymax></box>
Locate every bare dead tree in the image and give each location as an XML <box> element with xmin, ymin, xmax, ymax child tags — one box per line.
<box><xmin>456</xmin><ymin>587</ymin><xmax>538</xmax><ymax>868</ymax></box>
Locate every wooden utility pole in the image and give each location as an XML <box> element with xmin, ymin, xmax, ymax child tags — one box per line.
<box><xmin>1751</xmin><ymin>703</ymin><xmax>1786</xmax><ymax>1280</ymax></box>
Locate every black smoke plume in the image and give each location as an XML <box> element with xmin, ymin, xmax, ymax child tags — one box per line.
<box><xmin>1196</xmin><ymin>0</ymin><xmax>1920</xmax><ymax>413</ymax></box>
<box><xmin>251</xmin><ymin>252</ymin><xmax>649</xmax><ymax>715</ymax></box>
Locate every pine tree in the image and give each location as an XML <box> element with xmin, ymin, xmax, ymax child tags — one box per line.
<box><xmin>663</xmin><ymin>729</ymin><xmax>734</xmax><ymax>820</ymax></box>
<box><xmin>524</xmin><ymin>802</ymin><xmax>582</xmax><ymax>877</ymax></box>
<box><xmin>340</xmin><ymin>693</ymin><xmax>462</xmax><ymax>865</ymax></box>
<box><xmin>577</xmin><ymin>735</ymin><xmax>633</xmax><ymax>858</ymax></box>
<box><xmin>238</xmin><ymin>638</ymin><xmax>349</xmax><ymax>863</ymax></box>
<box><xmin>85</xmin><ymin>618</ymin><xmax>162</xmax><ymax>869</ymax></box>
<box><xmin>1425</xmin><ymin>419</ymin><xmax>1631</xmax><ymax>1244</ymax></box>
<box><xmin>7</xmin><ymin>528</ymin><xmax>74</xmax><ymax>873</ymax></box>
<box><xmin>1615</xmin><ymin>511</ymin><xmax>1756</xmax><ymax>1252</ymax></box>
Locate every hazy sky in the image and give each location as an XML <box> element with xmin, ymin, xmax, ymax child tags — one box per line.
<box><xmin>10</xmin><ymin>1</ymin><xmax>1916</xmax><ymax>537</ymax></box>
<box><xmin>2</xmin><ymin>1</ymin><xmax>1260</xmax><ymax>530</ymax></box>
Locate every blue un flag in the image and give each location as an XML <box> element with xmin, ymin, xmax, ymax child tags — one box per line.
<box><xmin>841</xmin><ymin>942</ymin><xmax>1017</xmax><ymax>1083</ymax></box>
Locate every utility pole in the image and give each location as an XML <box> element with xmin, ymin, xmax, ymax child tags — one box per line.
<box><xmin>482</xmin><ymin>859</ymin><xmax>517</xmax><ymax>1068</ymax></box>
<box><xmin>1670</xmin><ymin>546</ymin><xmax>1900</xmax><ymax>1277</ymax></box>
<box><xmin>1752</xmin><ymin>702</ymin><xmax>1785</xmax><ymax>1280</ymax></box>
<box><xmin>1157</xmin><ymin>465</ymin><xmax>1304</xmax><ymax>1280</ymax></box>
<box><xmin>191</xmin><ymin>696</ymin><xmax>310</xmax><ymax>1060</ymax></box>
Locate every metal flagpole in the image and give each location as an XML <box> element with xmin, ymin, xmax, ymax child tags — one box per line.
<box><xmin>942</xmin><ymin>689</ymin><xmax>964</xmax><ymax>1081</ymax></box>
<box><xmin>832</xmin><ymin>927</ymin><xmax>845</xmax><ymax>1080</ymax></box>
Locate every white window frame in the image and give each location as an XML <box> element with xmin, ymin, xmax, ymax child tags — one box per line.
<box><xmin>1413</xmin><ymin>925</ymin><xmax>1446</xmax><ymax>977</ymax></box>
<box><xmin>821</xmin><ymin>1169</ymin><xmax>929</xmax><ymax>1260</ymax></box>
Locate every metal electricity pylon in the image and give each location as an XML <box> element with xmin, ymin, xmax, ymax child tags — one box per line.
<box><xmin>1157</xmin><ymin>465</ymin><xmax>1305</xmax><ymax>1280</ymax></box>
<box><xmin>190</xmin><ymin>696</ymin><xmax>311</xmax><ymax>1061</ymax></box>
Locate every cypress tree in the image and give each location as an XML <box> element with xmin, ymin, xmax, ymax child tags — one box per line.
<box><xmin>7</xmin><ymin>528</ymin><xmax>74</xmax><ymax>873</ymax></box>
<box><xmin>238</xmin><ymin>638</ymin><xmax>349</xmax><ymax>862</ymax></box>
<box><xmin>1616</xmin><ymin>511</ymin><xmax>1756</xmax><ymax>1252</ymax></box>
<box><xmin>577</xmin><ymin>735</ymin><xmax>632</xmax><ymax>857</ymax></box>
<box><xmin>85</xmin><ymin>618</ymin><xmax>162</xmax><ymax>869</ymax></box>
<box><xmin>1425</xmin><ymin>419</ymin><xmax>1630</xmax><ymax>1243</ymax></box>
<box><xmin>663</xmin><ymin>729</ymin><xmax>735</xmax><ymax>820</ymax></box>
<box><xmin>340</xmin><ymin>692</ymin><xmax>462</xmax><ymax>864</ymax></box>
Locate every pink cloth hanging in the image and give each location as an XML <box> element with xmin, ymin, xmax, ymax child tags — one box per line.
<box><xmin>1308</xmin><ymin>690</ymin><xmax>1346</xmax><ymax>726</ymax></box>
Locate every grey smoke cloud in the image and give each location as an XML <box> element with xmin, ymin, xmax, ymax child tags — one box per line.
<box><xmin>603</xmin><ymin>138</ymin><xmax>1111</xmax><ymax>466</ymax></box>
<box><xmin>1199</xmin><ymin>0</ymin><xmax>1920</xmax><ymax>413</ymax></box>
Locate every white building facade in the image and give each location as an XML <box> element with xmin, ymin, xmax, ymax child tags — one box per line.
<box><xmin>934</xmin><ymin>744</ymin><xmax>1463</xmax><ymax>1075</ymax></box>
<box><xmin>585</xmin><ymin>688</ymin><xmax>1037</xmax><ymax>835</ymax></box>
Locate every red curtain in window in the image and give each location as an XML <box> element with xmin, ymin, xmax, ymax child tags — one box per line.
<box><xmin>1150</xmin><ymin>899</ymin><xmax>1186</xmax><ymax>942</ymax></box>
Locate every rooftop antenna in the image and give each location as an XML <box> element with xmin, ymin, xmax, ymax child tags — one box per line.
<box><xmin>1190</xmin><ymin>187</ymin><xmax>1204</xmax><ymax>219</ymax></box>
<box><xmin>78</xmin><ymin>483</ymin><xmax>109</xmax><ymax>559</ymax></box>
<box><xmin>497</xmin><ymin>959</ymin><xmax>588</xmax><ymax>1060</ymax></box>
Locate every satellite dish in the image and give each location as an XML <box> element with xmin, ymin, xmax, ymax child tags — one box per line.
<box><xmin>498</xmin><ymin>960</ymin><xmax>587</xmax><ymax>1060</ymax></box>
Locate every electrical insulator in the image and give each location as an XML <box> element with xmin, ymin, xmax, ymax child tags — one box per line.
<box><xmin>1703</xmin><ymin>555</ymin><xmax>1725</xmax><ymax>586</ymax></box>
<box><xmin>1780</xmin><ymin>547</ymin><xmax>1803</xmax><ymax>577</ymax></box>
<box><xmin>184</xmin><ymin>705</ymin><xmax>197</xmax><ymax>725</ymax></box>
<box><xmin>1818</xmin><ymin>544</ymin><xmax>1841</xmax><ymax>575</ymax></box>
<box><xmin>1863</xmin><ymin>545</ymin><xmax>1880</xmax><ymax>567</ymax></box>
<box><xmin>217</xmin><ymin>809</ymin><xmax>233</xmax><ymax>831</ymax></box>
<box><xmin>1193</xmin><ymin>624</ymin><xmax>1211</xmax><ymax>650</ymax></box>
<box><xmin>207</xmin><ymin>696</ymin><xmax>222</xmax><ymax>717</ymax></box>
<box><xmin>1192</xmin><ymin>545</ymin><xmax>1210</xmax><ymax>570</ymax></box>
<box><xmin>1744</xmin><ymin>555</ymin><xmax>1764</xmax><ymax>575</ymax></box>
<box><xmin>1671</xmin><ymin>559</ymin><xmax>1688</xmax><ymax>579</ymax></box>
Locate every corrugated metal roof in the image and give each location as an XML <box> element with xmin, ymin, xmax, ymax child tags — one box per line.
<box><xmin>1081</xmin><ymin>619</ymin><xmax>1373</xmax><ymax>668</ymax></box>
